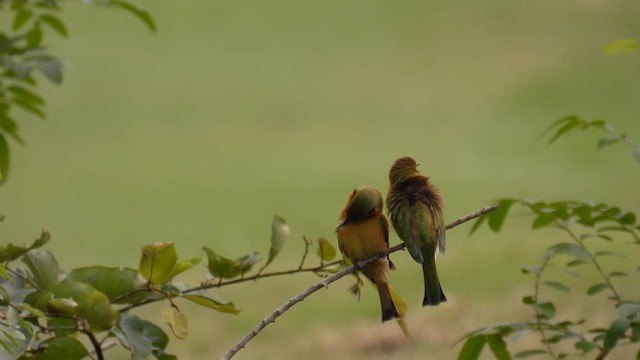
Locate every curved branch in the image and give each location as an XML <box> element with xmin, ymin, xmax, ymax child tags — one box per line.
<box><xmin>220</xmin><ymin>204</ymin><xmax>499</xmax><ymax>360</ymax></box>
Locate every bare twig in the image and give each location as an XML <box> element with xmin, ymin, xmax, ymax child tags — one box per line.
<box><xmin>220</xmin><ymin>204</ymin><xmax>499</xmax><ymax>360</ymax></box>
<box><xmin>82</xmin><ymin>330</ymin><xmax>104</xmax><ymax>360</ymax></box>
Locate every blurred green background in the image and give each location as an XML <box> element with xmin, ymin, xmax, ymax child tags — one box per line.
<box><xmin>1</xmin><ymin>0</ymin><xmax>640</xmax><ymax>358</ymax></box>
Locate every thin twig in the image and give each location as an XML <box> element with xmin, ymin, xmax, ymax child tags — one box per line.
<box><xmin>82</xmin><ymin>329</ymin><xmax>104</xmax><ymax>360</ymax></box>
<box><xmin>118</xmin><ymin>260</ymin><xmax>342</xmax><ymax>313</ymax></box>
<box><xmin>298</xmin><ymin>236</ymin><xmax>312</xmax><ymax>270</ymax></box>
<box><xmin>220</xmin><ymin>204</ymin><xmax>499</xmax><ymax>360</ymax></box>
<box><xmin>532</xmin><ymin>257</ymin><xmax>558</xmax><ymax>359</ymax></box>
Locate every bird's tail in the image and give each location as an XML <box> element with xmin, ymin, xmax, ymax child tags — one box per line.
<box><xmin>422</xmin><ymin>247</ymin><xmax>447</xmax><ymax>306</ymax></box>
<box><xmin>375</xmin><ymin>280</ymin><xmax>400</xmax><ymax>322</ymax></box>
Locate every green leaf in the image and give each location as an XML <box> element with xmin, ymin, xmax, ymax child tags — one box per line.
<box><xmin>534</xmin><ymin>302</ymin><xmax>556</xmax><ymax>319</ymax></box>
<box><xmin>543</xmin><ymin>281</ymin><xmax>570</xmax><ymax>293</ymax></box>
<box><xmin>633</xmin><ymin>149</ymin><xmax>640</xmax><ymax>164</ymax></box>
<box><xmin>169</xmin><ymin>257</ymin><xmax>202</xmax><ymax>279</ymax></box>
<box><xmin>22</xmin><ymin>250</ymin><xmax>59</xmax><ymax>289</ymax></box>
<box><xmin>574</xmin><ymin>340</ymin><xmax>597</xmax><ymax>353</ymax></box>
<box><xmin>608</xmin><ymin>271</ymin><xmax>628</xmax><ymax>278</ymax></box>
<box><xmin>39</xmin><ymin>14</ymin><xmax>68</xmax><ymax>37</ymax></box>
<box><xmin>531</xmin><ymin>213</ymin><xmax>555</xmax><ymax>229</ymax></box>
<box><xmin>12</xmin><ymin>9</ymin><xmax>33</xmax><ymax>30</ymax></box>
<box><xmin>457</xmin><ymin>335</ymin><xmax>486</xmax><ymax>360</ymax></box>
<box><xmin>162</xmin><ymin>307</ymin><xmax>188</xmax><ymax>339</ymax></box>
<box><xmin>617</xmin><ymin>302</ymin><xmax>640</xmax><ymax>319</ymax></box>
<box><xmin>8</xmin><ymin>86</ymin><xmax>45</xmax><ymax>106</ymax></box>
<box><xmin>604</xmin><ymin>38</ymin><xmax>640</xmax><ymax>54</ymax></box>
<box><xmin>260</xmin><ymin>213</ymin><xmax>290</xmax><ymax>272</ymax></box>
<box><xmin>26</xmin><ymin>25</ymin><xmax>43</xmax><ymax>47</ymax></box>
<box><xmin>546</xmin><ymin>115</ymin><xmax>581</xmax><ymax>144</ymax></box>
<box><xmin>64</xmin><ymin>266</ymin><xmax>146</xmax><ymax>304</ymax></box>
<box><xmin>487</xmin><ymin>334</ymin><xmax>512</xmax><ymax>360</ymax></box>
<box><xmin>139</xmin><ymin>242</ymin><xmax>178</xmax><ymax>285</ymax></box>
<box><xmin>0</xmin><ymin>287</ymin><xmax>9</xmax><ymax>306</ymax></box>
<box><xmin>36</xmin><ymin>282</ymin><xmax>119</xmax><ymax>332</ymax></box>
<box><xmin>115</xmin><ymin>313</ymin><xmax>169</xmax><ymax>359</ymax></box>
<box><xmin>0</xmin><ymin>135</ymin><xmax>8</xmax><ymax>184</ymax></box>
<box><xmin>469</xmin><ymin>214</ymin><xmax>488</xmax><ymax>235</ymax></box>
<box><xmin>28</xmin><ymin>336</ymin><xmax>89</xmax><ymax>360</ymax></box>
<box><xmin>182</xmin><ymin>290</ymin><xmax>241</xmax><ymax>314</ymax></box>
<box><xmin>316</xmin><ymin>237</ymin><xmax>336</xmax><ymax>261</ymax></box>
<box><xmin>618</xmin><ymin>212</ymin><xmax>637</xmax><ymax>225</ymax></box>
<box><xmin>202</xmin><ymin>247</ymin><xmax>242</xmax><ymax>279</ymax></box>
<box><xmin>597</xmin><ymin>137</ymin><xmax>620</xmax><ymax>149</ymax></box>
<box><xmin>11</xmin><ymin>98</ymin><xmax>46</xmax><ymax>118</ymax></box>
<box><xmin>513</xmin><ymin>350</ymin><xmax>547</xmax><ymax>358</ymax></box>
<box><xmin>587</xmin><ymin>283</ymin><xmax>610</xmax><ymax>296</ymax></box>
<box><xmin>595</xmin><ymin>250</ymin><xmax>623</xmax><ymax>258</ymax></box>
<box><xmin>521</xmin><ymin>266</ymin><xmax>542</xmax><ymax>274</ymax></box>
<box><xmin>32</xmin><ymin>230</ymin><xmax>51</xmax><ymax>249</ymax></box>
<box><xmin>604</xmin><ymin>318</ymin><xmax>630</xmax><ymax>351</ymax></box>
<box><xmin>488</xmin><ymin>200</ymin><xmax>513</xmax><ymax>232</ymax></box>
<box><xmin>544</xmin><ymin>243</ymin><xmax>590</xmax><ymax>261</ymax></box>
<box><xmin>566</xmin><ymin>259</ymin><xmax>589</xmax><ymax>267</ymax></box>
<box><xmin>236</xmin><ymin>252</ymin><xmax>261</xmax><ymax>275</ymax></box>
<box><xmin>111</xmin><ymin>0</ymin><xmax>157</xmax><ymax>32</ymax></box>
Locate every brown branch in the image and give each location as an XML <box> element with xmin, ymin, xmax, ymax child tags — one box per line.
<box><xmin>220</xmin><ymin>204</ymin><xmax>499</xmax><ymax>360</ymax></box>
<box><xmin>118</xmin><ymin>260</ymin><xmax>342</xmax><ymax>313</ymax></box>
<box><xmin>82</xmin><ymin>330</ymin><xmax>104</xmax><ymax>360</ymax></box>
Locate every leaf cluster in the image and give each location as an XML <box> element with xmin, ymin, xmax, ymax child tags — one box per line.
<box><xmin>0</xmin><ymin>213</ymin><xmax>347</xmax><ymax>359</ymax></box>
<box><xmin>0</xmin><ymin>0</ymin><xmax>155</xmax><ymax>185</ymax></box>
<box><xmin>459</xmin><ymin>118</ymin><xmax>640</xmax><ymax>360</ymax></box>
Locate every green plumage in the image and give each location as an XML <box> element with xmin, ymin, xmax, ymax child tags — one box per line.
<box><xmin>387</xmin><ymin>157</ymin><xmax>447</xmax><ymax>306</ymax></box>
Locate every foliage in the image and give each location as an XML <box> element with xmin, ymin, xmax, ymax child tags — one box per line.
<box><xmin>458</xmin><ymin>120</ymin><xmax>640</xmax><ymax>360</ymax></box>
<box><xmin>0</xmin><ymin>0</ymin><xmax>156</xmax><ymax>185</ymax></box>
<box><xmin>0</xmin><ymin>213</ymin><xmax>351</xmax><ymax>358</ymax></box>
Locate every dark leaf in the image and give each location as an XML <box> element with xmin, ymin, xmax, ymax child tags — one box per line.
<box><xmin>457</xmin><ymin>335</ymin><xmax>486</xmax><ymax>360</ymax></box>
<box><xmin>202</xmin><ymin>247</ymin><xmax>242</xmax><ymax>279</ymax></box>
<box><xmin>469</xmin><ymin>215</ymin><xmax>487</xmax><ymax>235</ymax></box>
<box><xmin>11</xmin><ymin>98</ymin><xmax>46</xmax><ymax>118</ymax></box>
<box><xmin>64</xmin><ymin>266</ymin><xmax>146</xmax><ymax>304</ymax></box>
<box><xmin>603</xmin><ymin>318</ymin><xmax>630</xmax><ymax>351</ymax></box>
<box><xmin>29</xmin><ymin>336</ymin><xmax>88</xmax><ymax>360</ymax></box>
<box><xmin>115</xmin><ymin>313</ymin><xmax>169</xmax><ymax>359</ymax></box>
<box><xmin>595</xmin><ymin>250</ymin><xmax>623</xmax><ymax>258</ymax></box>
<box><xmin>36</xmin><ymin>282</ymin><xmax>118</xmax><ymax>332</ymax></box>
<box><xmin>0</xmin><ymin>134</ymin><xmax>8</xmax><ymax>184</ymax></box>
<box><xmin>566</xmin><ymin>259</ymin><xmax>589</xmax><ymax>267</ymax></box>
<box><xmin>546</xmin><ymin>116</ymin><xmax>581</xmax><ymax>144</ymax></box>
<box><xmin>487</xmin><ymin>334</ymin><xmax>512</xmax><ymax>360</ymax></box>
<box><xmin>608</xmin><ymin>271</ymin><xmax>628</xmax><ymax>278</ymax></box>
<box><xmin>521</xmin><ymin>266</ymin><xmax>542</xmax><ymax>274</ymax></box>
<box><xmin>619</xmin><ymin>212</ymin><xmax>637</xmax><ymax>225</ymax></box>
<box><xmin>26</xmin><ymin>25</ymin><xmax>43</xmax><ymax>47</ymax></box>
<box><xmin>534</xmin><ymin>302</ymin><xmax>556</xmax><ymax>319</ymax></box>
<box><xmin>12</xmin><ymin>9</ymin><xmax>33</xmax><ymax>30</ymax></box>
<box><xmin>22</xmin><ymin>250</ymin><xmax>59</xmax><ymax>289</ymax></box>
<box><xmin>543</xmin><ymin>281</ymin><xmax>570</xmax><ymax>293</ymax></box>
<box><xmin>236</xmin><ymin>252</ymin><xmax>261</xmax><ymax>274</ymax></box>
<box><xmin>587</xmin><ymin>283</ymin><xmax>610</xmax><ymax>296</ymax></box>
<box><xmin>597</xmin><ymin>137</ymin><xmax>620</xmax><ymax>149</ymax></box>
<box><xmin>39</xmin><ymin>14</ymin><xmax>68</xmax><ymax>37</ymax></box>
<box><xmin>513</xmin><ymin>349</ymin><xmax>547</xmax><ymax>358</ymax></box>
<box><xmin>532</xmin><ymin>213</ymin><xmax>555</xmax><ymax>229</ymax></box>
<box><xmin>544</xmin><ymin>243</ymin><xmax>590</xmax><ymax>261</ymax></box>
<box><xmin>574</xmin><ymin>340</ymin><xmax>597</xmax><ymax>353</ymax></box>
<box><xmin>111</xmin><ymin>0</ymin><xmax>157</xmax><ymax>32</ymax></box>
<box><xmin>488</xmin><ymin>199</ymin><xmax>514</xmax><ymax>232</ymax></box>
<box><xmin>522</xmin><ymin>296</ymin><xmax>535</xmax><ymax>305</ymax></box>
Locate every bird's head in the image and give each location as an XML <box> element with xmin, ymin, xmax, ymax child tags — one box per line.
<box><xmin>339</xmin><ymin>185</ymin><xmax>384</xmax><ymax>225</ymax></box>
<box><xmin>388</xmin><ymin>156</ymin><xmax>421</xmax><ymax>187</ymax></box>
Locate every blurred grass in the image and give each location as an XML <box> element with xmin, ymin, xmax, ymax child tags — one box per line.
<box><xmin>1</xmin><ymin>0</ymin><xmax>640</xmax><ymax>358</ymax></box>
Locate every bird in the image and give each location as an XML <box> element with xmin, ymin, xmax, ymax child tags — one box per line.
<box><xmin>336</xmin><ymin>185</ymin><xmax>400</xmax><ymax>322</ymax></box>
<box><xmin>386</xmin><ymin>156</ymin><xmax>447</xmax><ymax>306</ymax></box>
